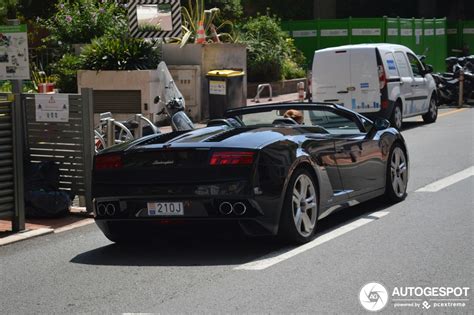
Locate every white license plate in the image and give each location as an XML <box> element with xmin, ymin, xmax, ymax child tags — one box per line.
<box><xmin>147</xmin><ymin>202</ymin><xmax>184</xmax><ymax>216</ymax></box>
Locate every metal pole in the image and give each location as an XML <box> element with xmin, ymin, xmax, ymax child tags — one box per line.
<box><xmin>7</xmin><ymin>19</ymin><xmax>22</xmax><ymax>94</ymax></box>
<box><xmin>135</xmin><ymin>114</ymin><xmax>143</xmax><ymax>138</ymax></box>
<box><xmin>458</xmin><ymin>69</ymin><xmax>464</xmax><ymax>108</ymax></box>
<box><xmin>11</xmin><ymin>94</ymin><xmax>25</xmax><ymax>231</ymax></box>
<box><xmin>107</xmin><ymin>118</ymin><xmax>115</xmax><ymax>148</ymax></box>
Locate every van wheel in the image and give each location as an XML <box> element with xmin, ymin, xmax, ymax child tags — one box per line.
<box><xmin>422</xmin><ymin>96</ymin><xmax>438</xmax><ymax>123</ymax></box>
<box><xmin>390</xmin><ymin>103</ymin><xmax>403</xmax><ymax>130</ymax></box>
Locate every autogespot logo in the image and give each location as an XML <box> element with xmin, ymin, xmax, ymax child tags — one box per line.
<box><xmin>360</xmin><ymin>282</ymin><xmax>389</xmax><ymax>312</ymax></box>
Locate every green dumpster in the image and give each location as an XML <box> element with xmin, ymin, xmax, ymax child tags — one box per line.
<box><xmin>206</xmin><ymin>69</ymin><xmax>245</xmax><ymax>119</ymax></box>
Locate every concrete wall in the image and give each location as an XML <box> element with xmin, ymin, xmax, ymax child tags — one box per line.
<box><xmin>77</xmin><ymin>69</ymin><xmax>160</xmax><ymax>124</ymax></box>
<box><xmin>162</xmin><ymin>43</ymin><xmax>247</xmax><ymax>120</ymax></box>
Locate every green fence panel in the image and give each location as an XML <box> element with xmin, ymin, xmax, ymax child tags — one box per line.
<box><xmin>318</xmin><ymin>19</ymin><xmax>349</xmax><ymax>49</ymax></box>
<box><xmin>447</xmin><ymin>20</ymin><xmax>461</xmax><ymax>56</ymax></box>
<box><xmin>399</xmin><ymin>18</ymin><xmax>415</xmax><ymax>49</ymax></box>
<box><xmin>422</xmin><ymin>19</ymin><xmax>437</xmax><ymax>71</ymax></box>
<box><xmin>287</xmin><ymin>20</ymin><xmax>319</xmax><ymax>67</ymax></box>
<box><xmin>462</xmin><ymin>20</ymin><xmax>474</xmax><ymax>55</ymax></box>
<box><xmin>385</xmin><ymin>17</ymin><xmax>401</xmax><ymax>44</ymax></box>
<box><xmin>434</xmin><ymin>18</ymin><xmax>447</xmax><ymax>72</ymax></box>
<box><xmin>413</xmin><ymin>19</ymin><xmax>424</xmax><ymax>55</ymax></box>
<box><xmin>349</xmin><ymin>18</ymin><xmax>385</xmax><ymax>44</ymax></box>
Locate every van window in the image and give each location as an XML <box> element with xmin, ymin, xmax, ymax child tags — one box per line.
<box><xmin>407</xmin><ymin>53</ymin><xmax>423</xmax><ymax>77</ymax></box>
<box><xmin>394</xmin><ymin>52</ymin><xmax>411</xmax><ymax>78</ymax></box>
<box><xmin>383</xmin><ymin>52</ymin><xmax>399</xmax><ymax>78</ymax></box>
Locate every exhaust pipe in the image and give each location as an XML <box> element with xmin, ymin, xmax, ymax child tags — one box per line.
<box><xmin>105</xmin><ymin>203</ymin><xmax>116</xmax><ymax>216</ymax></box>
<box><xmin>219</xmin><ymin>202</ymin><xmax>233</xmax><ymax>215</ymax></box>
<box><xmin>97</xmin><ymin>203</ymin><xmax>106</xmax><ymax>216</ymax></box>
<box><xmin>233</xmin><ymin>202</ymin><xmax>247</xmax><ymax>216</ymax></box>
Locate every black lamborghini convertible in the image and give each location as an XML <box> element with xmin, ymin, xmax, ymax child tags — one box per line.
<box><xmin>93</xmin><ymin>103</ymin><xmax>408</xmax><ymax>243</ymax></box>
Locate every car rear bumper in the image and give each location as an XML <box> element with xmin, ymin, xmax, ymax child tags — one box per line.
<box><xmin>93</xmin><ymin>195</ymin><xmax>282</xmax><ymax>237</ymax></box>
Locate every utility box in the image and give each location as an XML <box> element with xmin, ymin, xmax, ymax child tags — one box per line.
<box><xmin>168</xmin><ymin>65</ymin><xmax>201</xmax><ymax>122</ymax></box>
<box><xmin>206</xmin><ymin>69</ymin><xmax>245</xmax><ymax>119</ymax></box>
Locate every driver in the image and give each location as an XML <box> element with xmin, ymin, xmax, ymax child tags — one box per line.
<box><xmin>283</xmin><ymin>109</ymin><xmax>304</xmax><ymax>124</ymax></box>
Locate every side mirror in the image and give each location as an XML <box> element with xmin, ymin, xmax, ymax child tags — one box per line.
<box><xmin>424</xmin><ymin>64</ymin><xmax>433</xmax><ymax>74</ymax></box>
<box><xmin>374</xmin><ymin>118</ymin><xmax>390</xmax><ymax>130</ymax></box>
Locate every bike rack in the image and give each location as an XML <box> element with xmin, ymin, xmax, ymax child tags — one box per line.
<box><xmin>253</xmin><ymin>83</ymin><xmax>273</xmax><ymax>103</ymax></box>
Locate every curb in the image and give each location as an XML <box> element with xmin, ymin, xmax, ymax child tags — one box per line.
<box><xmin>0</xmin><ymin>218</ymin><xmax>95</xmax><ymax>247</ymax></box>
<box><xmin>0</xmin><ymin>228</ymin><xmax>54</xmax><ymax>247</ymax></box>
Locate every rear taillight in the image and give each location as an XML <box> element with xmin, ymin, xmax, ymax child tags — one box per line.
<box><xmin>210</xmin><ymin>151</ymin><xmax>255</xmax><ymax>166</ymax></box>
<box><xmin>381</xmin><ymin>99</ymin><xmax>389</xmax><ymax>109</ymax></box>
<box><xmin>378</xmin><ymin>65</ymin><xmax>387</xmax><ymax>90</ymax></box>
<box><xmin>95</xmin><ymin>154</ymin><xmax>122</xmax><ymax>170</ymax></box>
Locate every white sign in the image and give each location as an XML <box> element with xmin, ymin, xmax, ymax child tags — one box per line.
<box><xmin>0</xmin><ymin>24</ymin><xmax>30</xmax><ymax>80</ymax></box>
<box><xmin>387</xmin><ymin>28</ymin><xmax>398</xmax><ymax>36</ymax></box>
<box><xmin>424</xmin><ymin>29</ymin><xmax>434</xmax><ymax>36</ymax></box>
<box><xmin>292</xmin><ymin>30</ymin><xmax>317</xmax><ymax>38</ymax></box>
<box><xmin>436</xmin><ymin>28</ymin><xmax>445</xmax><ymax>35</ymax></box>
<box><xmin>401</xmin><ymin>29</ymin><xmax>413</xmax><ymax>36</ymax></box>
<box><xmin>352</xmin><ymin>28</ymin><xmax>381</xmax><ymax>36</ymax></box>
<box><xmin>320</xmin><ymin>29</ymin><xmax>348</xmax><ymax>37</ymax></box>
<box><xmin>463</xmin><ymin>28</ymin><xmax>474</xmax><ymax>34</ymax></box>
<box><xmin>35</xmin><ymin>94</ymin><xmax>70</xmax><ymax>122</ymax></box>
<box><xmin>209</xmin><ymin>80</ymin><xmax>226</xmax><ymax>95</ymax></box>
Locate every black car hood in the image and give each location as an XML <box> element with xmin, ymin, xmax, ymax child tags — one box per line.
<box><xmin>99</xmin><ymin>125</ymin><xmax>324</xmax><ymax>154</ymax></box>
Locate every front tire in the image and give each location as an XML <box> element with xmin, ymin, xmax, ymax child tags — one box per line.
<box><xmin>385</xmin><ymin>144</ymin><xmax>408</xmax><ymax>203</ymax></box>
<box><xmin>422</xmin><ymin>95</ymin><xmax>438</xmax><ymax>123</ymax></box>
<box><xmin>390</xmin><ymin>102</ymin><xmax>403</xmax><ymax>130</ymax></box>
<box><xmin>278</xmin><ymin>168</ymin><xmax>319</xmax><ymax>244</ymax></box>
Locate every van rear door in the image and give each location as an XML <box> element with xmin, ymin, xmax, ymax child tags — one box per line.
<box><xmin>349</xmin><ymin>48</ymin><xmax>380</xmax><ymax>112</ymax></box>
<box><xmin>312</xmin><ymin>49</ymin><xmax>351</xmax><ymax>106</ymax></box>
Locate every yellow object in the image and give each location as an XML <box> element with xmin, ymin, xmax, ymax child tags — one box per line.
<box><xmin>207</xmin><ymin>70</ymin><xmax>245</xmax><ymax>77</ymax></box>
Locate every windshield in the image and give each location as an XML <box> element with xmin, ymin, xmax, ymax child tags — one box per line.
<box><xmin>228</xmin><ymin>107</ymin><xmax>364</xmax><ymax>134</ymax></box>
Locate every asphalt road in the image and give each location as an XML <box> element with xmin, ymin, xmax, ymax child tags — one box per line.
<box><xmin>1</xmin><ymin>108</ymin><xmax>473</xmax><ymax>314</ymax></box>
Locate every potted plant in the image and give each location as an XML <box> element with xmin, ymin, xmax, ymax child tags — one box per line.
<box><xmin>41</xmin><ymin>0</ymin><xmax>127</xmax><ymax>54</ymax></box>
<box><xmin>77</xmin><ymin>35</ymin><xmax>163</xmax><ymax>122</ymax></box>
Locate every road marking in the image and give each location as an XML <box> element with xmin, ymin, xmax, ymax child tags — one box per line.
<box><xmin>438</xmin><ymin>108</ymin><xmax>467</xmax><ymax>118</ymax></box>
<box><xmin>416</xmin><ymin>166</ymin><xmax>474</xmax><ymax>192</ymax></box>
<box><xmin>54</xmin><ymin>218</ymin><xmax>95</xmax><ymax>233</ymax></box>
<box><xmin>416</xmin><ymin>108</ymin><xmax>467</xmax><ymax>122</ymax></box>
<box><xmin>234</xmin><ymin>210</ymin><xmax>390</xmax><ymax>271</ymax></box>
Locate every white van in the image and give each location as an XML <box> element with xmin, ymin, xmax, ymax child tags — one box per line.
<box><xmin>312</xmin><ymin>44</ymin><xmax>438</xmax><ymax>129</ymax></box>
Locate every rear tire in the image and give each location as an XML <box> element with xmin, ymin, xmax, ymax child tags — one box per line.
<box><xmin>390</xmin><ymin>102</ymin><xmax>403</xmax><ymax>130</ymax></box>
<box><xmin>422</xmin><ymin>95</ymin><xmax>438</xmax><ymax>123</ymax></box>
<box><xmin>278</xmin><ymin>168</ymin><xmax>319</xmax><ymax>244</ymax></box>
<box><xmin>385</xmin><ymin>144</ymin><xmax>408</xmax><ymax>203</ymax></box>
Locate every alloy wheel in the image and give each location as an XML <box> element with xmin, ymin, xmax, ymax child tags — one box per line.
<box><xmin>390</xmin><ymin>147</ymin><xmax>408</xmax><ymax>198</ymax></box>
<box><xmin>429</xmin><ymin>98</ymin><xmax>438</xmax><ymax>120</ymax></box>
<box><xmin>291</xmin><ymin>174</ymin><xmax>318</xmax><ymax>237</ymax></box>
<box><xmin>394</xmin><ymin>106</ymin><xmax>402</xmax><ymax>129</ymax></box>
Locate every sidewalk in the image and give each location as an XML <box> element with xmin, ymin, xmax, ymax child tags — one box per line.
<box><xmin>0</xmin><ymin>207</ymin><xmax>94</xmax><ymax>246</ymax></box>
<box><xmin>0</xmin><ymin>93</ymin><xmax>301</xmax><ymax>246</ymax></box>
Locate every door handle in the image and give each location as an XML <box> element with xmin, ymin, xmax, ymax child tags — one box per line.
<box><xmin>411</xmin><ymin>85</ymin><xmax>418</xmax><ymax>87</ymax></box>
<box><xmin>337</xmin><ymin>91</ymin><xmax>349</xmax><ymax>94</ymax></box>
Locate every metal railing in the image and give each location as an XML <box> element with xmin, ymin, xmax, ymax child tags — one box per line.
<box><xmin>253</xmin><ymin>83</ymin><xmax>273</xmax><ymax>103</ymax></box>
